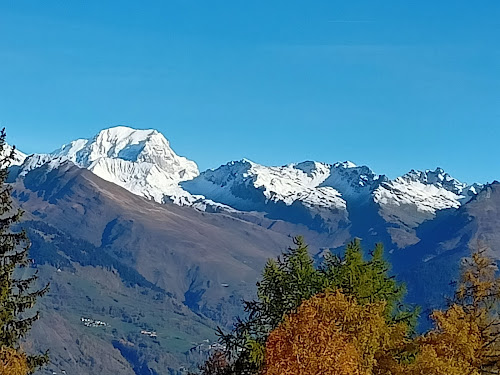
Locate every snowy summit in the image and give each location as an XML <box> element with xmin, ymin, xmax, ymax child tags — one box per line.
<box><xmin>21</xmin><ymin>126</ymin><xmax>200</xmax><ymax>205</ymax></box>
<box><xmin>15</xmin><ymin>126</ymin><xmax>483</xmax><ymax>221</ymax></box>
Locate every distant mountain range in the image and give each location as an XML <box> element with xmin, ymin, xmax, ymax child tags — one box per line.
<box><xmin>8</xmin><ymin>126</ymin><xmax>499</xmax><ymax>375</ymax></box>
<box><xmin>14</xmin><ymin>126</ymin><xmax>484</xmax><ymax>246</ymax></box>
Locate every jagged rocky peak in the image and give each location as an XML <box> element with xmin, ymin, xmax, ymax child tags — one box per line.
<box><xmin>184</xmin><ymin>158</ymin><xmax>348</xmax><ymax>210</ymax></box>
<box><xmin>293</xmin><ymin>161</ymin><xmax>331</xmax><ymax>181</ymax></box>
<box><xmin>320</xmin><ymin>161</ymin><xmax>388</xmax><ymax>198</ymax></box>
<box><xmin>186</xmin><ymin>159</ymin><xmax>393</xmax><ymax>211</ymax></box>
<box><xmin>402</xmin><ymin>167</ymin><xmax>468</xmax><ymax>194</ymax></box>
<box><xmin>374</xmin><ymin>167</ymin><xmax>483</xmax><ymax>215</ymax></box>
<box><xmin>192</xmin><ymin>158</ymin><xmax>330</xmax><ymax>192</ymax></box>
<box><xmin>198</xmin><ymin>159</ymin><xmax>255</xmax><ymax>187</ymax></box>
<box><xmin>399</xmin><ymin>167</ymin><xmax>483</xmax><ymax>201</ymax></box>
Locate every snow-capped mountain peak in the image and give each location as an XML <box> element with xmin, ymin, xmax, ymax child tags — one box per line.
<box><xmin>183</xmin><ymin>159</ymin><xmax>349</xmax><ymax>212</ymax></box>
<box><xmin>320</xmin><ymin>162</ymin><xmax>387</xmax><ymax>198</ymax></box>
<box><xmin>13</xmin><ymin>125</ymin><xmax>485</xmax><ymax>237</ymax></box>
<box><xmin>53</xmin><ymin>126</ymin><xmax>199</xmax><ymax>180</ymax></box>
<box><xmin>18</xmin><ymin>126</ymin><xmax>201</xmax><ymax>205</ymax></box>
<box><xmin>401</xmin><ymin>167</ymin><xmax>469</xmax><ymax>195</ymax></box>
<box><xmin>3</xmin><ymin>144</ymin><xmax>27</xmax><ymax>166</ymax></box>
<box><xmin>334</xmin><ymin>161</ymin><xmax>358</xmax><ymax>169</ymax></box>
<box><xmin>374</xmin><ymin>167</ymin><xmax>482</xmax><ymax>215</ymax></box>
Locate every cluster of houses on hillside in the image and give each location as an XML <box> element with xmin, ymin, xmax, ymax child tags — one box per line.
<box><xmin>80</xmin><ymin>317</ymin><xmax>108</xmax><ymax>327</ymax></box>
<box><xmin>140</xmin><ymin>330</ymin><xmax>157</xmax><ymax>338</ymax></box>
<box><xmin>80</xmin><ymin>316</ymin><xmax>160</xmax><ymax>340</ymax></box>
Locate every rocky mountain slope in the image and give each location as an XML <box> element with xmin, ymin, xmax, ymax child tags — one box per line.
<box><xmin>390</xmin><ymin>181</ymin><xmax>500</xmax><ymax>326</ymax></box>
<box><xmin>12</xmin><ymin>162</ymin><xmax>303</xmax><ymax>374</ymax></box>
<box><xmin>6</xmin><ymin>125</ymin><xmax>498</xmax><ymax>374</ymax></box>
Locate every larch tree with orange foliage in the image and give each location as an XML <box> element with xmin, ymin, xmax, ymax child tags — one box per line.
<box><xmin>262</xmin><ymin>290</ymin><xmax>409</xmax><ymax>375</ymax></box>
<box><xmin>0</xmin><ymin>346</ymin><xmax>28</xmax><ymax>375</ymax></box>
<box><xmin>404</xmin><ymin>246</ymin><xmax>500</xmax><ymax>375</ymax></box>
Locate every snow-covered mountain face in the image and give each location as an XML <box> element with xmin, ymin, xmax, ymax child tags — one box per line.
<box><xmin>320</xmin><ymin>162</ymin><xmax>388</xmax><ymax>199</ymax></box>
<box><xmin>53</xmin><ymin>127</ymin><xmax>199</xmax><ymax>180</ymax></box>
<box><xmin>184</xmin><ymin>159</ymin><xmax>483</xmax><ymax>237</ymax></box>
<box><xmin>183</xmin><ymin>159</ymin><xmax>391</xmax><ymax>211</ymax></box>
<box><xmin>20</xmin><ymin>127</ymin><xmax>205</xmax><ymax>206</ymax></box>
<box><xmin>186</xmin><ymin>160</ymin><xmax>473</xmax><ymax>214</ymax></box>
<box><xmin>183</xmin><ymin>159</ymin><xmax>346</xmax><ymax>211</ymax></box>
<box><xmin>371</xmin><ymin>167</ymin><xmax>483</xmax><ymax>247</ymax></box>
<box><xmin>182</xmin><ymin>159</ymin><xmax>351</xmax><ymax>232</ymax></box>
<box><xmin>3</xmin><ymin>144</ymin><xmax>27</xmax><ymax>166</ymax></box>
<box><xmin>374</xmin><ymin>168</ymin><xmax>481</xmax><ymax>215</ymax></box>
<box><xmin>14</xmin><ymin>126</ymin><xmax>484</xmax><ymax>239</ymax></box>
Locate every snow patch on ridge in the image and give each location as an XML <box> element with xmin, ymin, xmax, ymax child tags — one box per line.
<box><xmin>19</xmin><ymin>154</ymin><xmax>70</xmax><ymax>177</ymax></box>
<box><xmin>320</xmin><ymin>162</ymin><xmax>387</xmax><ymax>199</ymax></box>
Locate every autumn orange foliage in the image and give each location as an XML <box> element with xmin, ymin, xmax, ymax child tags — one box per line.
<box><xmin>0</xmin><ymin>346</ymin><xmax>28</xmax><ymax>375</ymax></box>
<box><xmin>408</xmin><ymin>305</ymin><xmax>482</xmax><ymax>375</ymax></box>
<box><xmin>406</xmin><ymin>248</ymin><xmax>500</xmax><ymax>375</ymax></box>
<box><xmin>263</xmin><ymin>291</ymin><xmax>407</xmax><ymax>375</ymax></box>
<box><xmin>263</xmin><ymin>248</ymin><xmax>500</xmax><ymax>375</ymax></box>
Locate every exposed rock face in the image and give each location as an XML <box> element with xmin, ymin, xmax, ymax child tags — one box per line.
<box><xmin>373</xmin><ymin>168</ymin><xmax>482</xmax><ymax>247</ymax></box>
<box><xmin>391</xmin><ymin>181</ymin><xmax>500</xmax><ymax>327</ymax></box>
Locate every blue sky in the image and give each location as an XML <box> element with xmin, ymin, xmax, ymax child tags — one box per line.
<box><xmin>1</xmin><ymin>1</ymin><xmax>499</xmax><ymax>183</ymax></box>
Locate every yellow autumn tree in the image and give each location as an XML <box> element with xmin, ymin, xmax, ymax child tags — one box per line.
<box><xmin>406</xmin><ymin>305</ymin><xmax>482</xmax><ymax>375</ymax></box>
<box><xmin>262</xmin><ymin>290</ymin><xmax>408</xmax><ymax>375</ymax></box>
<box><xmin>403</xmin><ymin>247</ymin><xmax>500</xmax><ymax>375</ymax></box>
<box><xmin>0</xmin><ymin>346</ymin><xmax>28</xmax><ymax>375</ymax></box>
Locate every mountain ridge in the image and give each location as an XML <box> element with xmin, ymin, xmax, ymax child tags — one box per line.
<box><xmin>13</xmin><ymin>125</ymin><xmax>483</xmax><ymax>216</ymax></box>
<box><xmin>10</xmin><ymin>125</ymin><xmax>486</xmax><ymax>249</ymax></box>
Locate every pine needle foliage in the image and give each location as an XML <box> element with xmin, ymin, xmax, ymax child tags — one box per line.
<box><xmin>0</xmin><ymin>129</ymin><xmax>49</xmax><ymax>372</ymax></box>
<box><xmin>322</xmin><ymin>238</ymin><xmax>419</xmax><ymax>330</ymax></box>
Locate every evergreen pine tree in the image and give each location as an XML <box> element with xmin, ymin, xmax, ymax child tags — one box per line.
<box><xmin>257</xmin><ymin>236</ymin><xmax>324</xmax><ymax>329</ymax></box>
<box><xmin>322</xmin><ymin>238</ymin><xmax>418</xmax><ymax>330</ymax></box>
<box><xmin>0</xmin><ymin>128</ymin><xmax>49</xmax><ymax>371</ymax></box>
